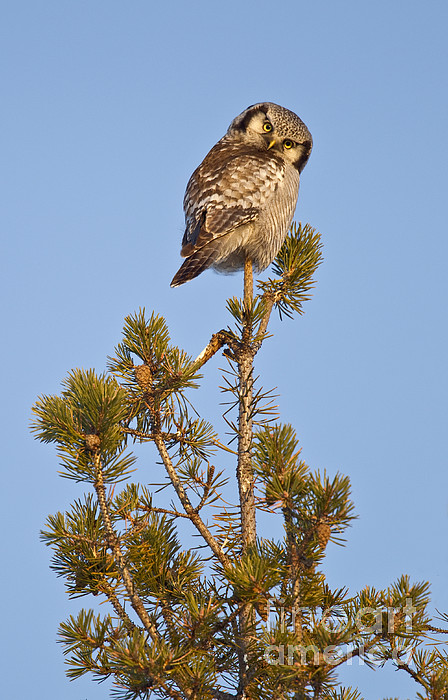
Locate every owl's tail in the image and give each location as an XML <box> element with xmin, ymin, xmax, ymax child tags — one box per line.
<box><xmin>170</xmin><ymin>244</ymin><xmax>221</xmax><ymax>287</ymax></box>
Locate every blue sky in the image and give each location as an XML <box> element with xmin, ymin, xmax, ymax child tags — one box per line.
<box><xmin>2</xmin><ymin>1</ymin><xmax>448</xmax><ymax>697</ymax></box>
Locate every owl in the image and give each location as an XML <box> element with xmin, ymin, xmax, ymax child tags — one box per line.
<box><xmin>170</xmin><ymin>102</ymin><xmax>312</xmax><ymax>287</ymax></box>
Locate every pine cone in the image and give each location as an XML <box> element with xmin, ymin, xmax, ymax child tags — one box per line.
<box><xmin>85</xmin><ymin>434</ymin><xmax>101</xmax><ymax>451</ymax></box>
<box><xmin>134</xmin><ymin>364</ymin><xmax>152</xmax><ymax>388</ymax></box>
<box><xmin>316</xmin><ymin>522</ymin><xmax>331</xmax><ymax>549</ymax></box>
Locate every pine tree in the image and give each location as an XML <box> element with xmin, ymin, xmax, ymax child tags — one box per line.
<box><xmin>32</xmin><ymin>223</ymin><xmax>448</xmax><ymax>699</ymax></box>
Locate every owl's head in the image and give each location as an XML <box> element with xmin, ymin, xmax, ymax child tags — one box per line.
<box><xmin>228</xmin><ymin>102</ymin><xmax>313</xmax><ymax>173</ymax></box>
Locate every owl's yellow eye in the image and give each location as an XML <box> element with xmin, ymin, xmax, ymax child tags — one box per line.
<box><xmin>283</xmin><ymin>139</ymin><xmax>294</xmax><ymax>149</ymax></box>
<box><xmin>263</xmin><ymin>122</ymin><xmax>273</xmax><ymax>132</ymax></box>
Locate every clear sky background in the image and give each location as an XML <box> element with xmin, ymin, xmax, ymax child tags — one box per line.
<box><xmin>2</xmin><ymin>1</ymin><xmax>447</xmax><ymax>697</ymax></box>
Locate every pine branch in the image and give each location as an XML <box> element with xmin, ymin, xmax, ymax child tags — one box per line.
<box><xmin>122</xmin><ymin>427</ymin><xmax>181</xmax><ymax>441</ymax></box>
<box><xmin>92</xmin><ymin>452</ymin><xmax>159</xmax><ymax>643</ymax></box>
<box><xmin>34</xmin><ymin>222</ymin><xmax>448</xmax><ymax>699</ymax></box>
<box><xmin>283</xmin><ymin>502</ymin><xmax>303</xmax><ymax>641</ymax></box>
<box><xmin>140</xmin><ymin>504</ymin><xmax>191</xmax><ymax>519</ymax></box>
<box><xmin>237</xmin><ymin>258</ymin><xmax>256</xmax><ymax>549</ymax></box>
<box><xmin>427</xmin><ymin>625</ymin><xmax>448</xmax><ymax>634</ymax></box>
<box><xmin>210</xmin><ymin>691</ymin><xmax>236</xmax><ymax>700</ymax></box>
<box><xmin>102</xmin><ymin>582</ymin><xmax>137</xmax><ymax>633</ymax></box>
<box><xmin>258</xmin><ymin>223</ymin><xmax>324</xmax><ymax>320</ymax></box>
<box><xmin>152</xmin><ymin>432</ymin><xmax>229</xmax><ymax>567</ymax></box>
<box><xmin>396</xmin><ymin>660</ymin><xmax>430</xmax><ymax>692</ymax></box>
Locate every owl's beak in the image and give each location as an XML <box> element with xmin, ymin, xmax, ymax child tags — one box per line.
<box><xmin>267</xmin><ymin>138</ymin><xmax>276</xmax><ymax>149</ymax></box>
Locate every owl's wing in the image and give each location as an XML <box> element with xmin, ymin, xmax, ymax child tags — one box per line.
<box><xmin>181</xmin><ymin>145</ymin><xmax>285</xmax><ymax>257</ymax></box>
<box><xmin>180</xmin><ymin>206</ymin><xmax>259</xmax><ymax>258</ymax></box>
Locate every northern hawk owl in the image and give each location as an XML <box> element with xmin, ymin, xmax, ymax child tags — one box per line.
<box><xmin>170</xmin><ymin>102</ymin><xmax>312</xmax><ymax>287</ymax></box>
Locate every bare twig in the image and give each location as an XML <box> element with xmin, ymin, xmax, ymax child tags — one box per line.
<box><xmin>253</xmin><ymin>291</ymin><xmax>276</xmax><ymax>353</ymax></box>
<box><xmin>195</xmin><ymin>463</ymin><xmax>215</xmax><ymax>512</ymax></box>
<box><xmin>193</xmin><ymin>330</ymin><xmax>240</xmax><ymax>369</ymax></box>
